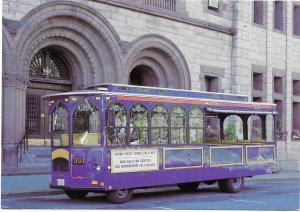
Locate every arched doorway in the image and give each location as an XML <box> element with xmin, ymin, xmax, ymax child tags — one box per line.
<box><xmin>129</xmin><ymin>65</ymin><xmax>158</xmax><ymax>86</ymax></box>
<box><xmin>125</xmin><ymin>34</ymin><xmax>191</xmax><ymax>89</ymax></box>
<box><xmin>26</xmin><ymin>48</ymin><xmax>72</xmax><ymax>145</ymax></box>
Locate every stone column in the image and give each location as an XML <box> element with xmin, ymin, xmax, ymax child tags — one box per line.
<box><xmin>2</xmin><ymin>73</ymin><xmax>28</xmax><ymax>169</ymax></box>
<box><xmin>266</xmin><ymin>1</ymin><xmax>274</xmax><ymax>141</ymax></box>
<box><xmin>231</xmin><ymin>1</ymin><xmax>252</xmax><ymax>97</ymax></box>
<box><xmin>285</xmin><ymin>1</ymin><xmax>293</xmax><ymax>142</ymax></box>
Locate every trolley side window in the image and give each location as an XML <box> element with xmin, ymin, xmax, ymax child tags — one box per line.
<box><xmin>171</xmin><ymin>106</ymin><xmax>187</xmax><ymax>144</ymax></box>
<box><xmin>248</xmin><ymin>115</ymin><xmax>264</xmax><ymax>142</ymax></box>
<box><xmin>151</xmin><ymin>105</ymin><xmax>169</xmax><ymax>145</ymax></box>
<box><xmin>106</xmin><ymin>103</ymin><xmax>127</xmax><ymax>146</ymax></box>
<box><xmin>223</xmin><ymin>115</ymin><xmax>243</xmax><ymax>141</ymax></box>
<box><xmin>189</xmin><ymin>107</ymin><xmax>204</xmax><ymax>144</ymax></box>
<box><xmin>72</xmin><ymin>99</ymin><xmax>101</xmax><ymax>146</ymax></box>
<box><xmin>52</xmin><ymin>103</ymin><xmax>69</xmax><ymax>147</ymax></box>
<box><xmin>130</xmin><ymin>104</ymin><xmax>148</xmax><ymax>146</ymax></box>
<box><xmin>205</xmin><ymin>114</ymin><xmax>221</xmax><ymax>144</ymax></box>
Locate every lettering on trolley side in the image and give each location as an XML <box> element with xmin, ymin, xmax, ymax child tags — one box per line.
<box><xmin>111</xmin><ymin>149</ymin><xmax>158</xmax><ymax>173</ymax></box>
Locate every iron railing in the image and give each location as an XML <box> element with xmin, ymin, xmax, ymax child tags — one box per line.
<box><xmin>16</xmin><ymin>129</ymin><xmax>29</xmax><ymax>167</ymax></box>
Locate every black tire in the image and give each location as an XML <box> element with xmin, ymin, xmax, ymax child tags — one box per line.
<box><xmin>203</xmin><ymin>180</ymin><xmax>216</xmax><ymax>185</ymax></box>
<box><xmin>64</xmin><ymin>190</ymin><xmax>88</xmax><ymax>199</ymax></box>
<box><xmin>177</xmin><ymin>182</ymin><xmax>200</xmax><ymax>191</ymax></box>
<box><xmin>218</xmin><ymin>177</ymin><xmax>244</xmax><ymax>193</ymax></box>
<box><xmin>106</xmin><ymin>189</ymin><xmax>134</xmax><ymax>204</ymax></box>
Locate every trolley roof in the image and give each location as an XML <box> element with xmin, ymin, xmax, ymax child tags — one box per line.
<box><xmin>84</xmin><ymin>83</ymin><xmax>249</xmax><ymax>102</ymax></box>
<box><xmin>42</xmin><ymin>84</ymin><xmax>277</xmax><ymax>115</ymax></box>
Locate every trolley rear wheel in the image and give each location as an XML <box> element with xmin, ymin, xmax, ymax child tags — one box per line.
<box><xmin>218</xmin><ymin>177</ymin><xmax>244</xmax><ymax>193</ymax></box>
<box><xmin>64</xmin><ymin>190</ymin><xmax>88</xmax><ymax>199</ymax></box>
<box><xmin>106</xmin><ymin>189</ymin><xmax>134</xmax><ymax>204</ymax></box>
<box><xmin>177</xmin><ymin>182</ymin><xmax>200</xmax><ymax>191</ymax></box>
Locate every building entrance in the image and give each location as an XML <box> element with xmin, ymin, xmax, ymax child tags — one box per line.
<box><xmin>26</xmin><ymin>48</ymin><xmax>72</xmax><ymax>145</ymax></box>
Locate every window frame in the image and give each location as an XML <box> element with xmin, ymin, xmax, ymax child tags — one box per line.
<box><xmin>52</xmin><ymin>102</ymin><xmax>70</xmax><ymax>147</ymax></box>
<box><xmin>188</xmin><ymin>107</ymin><xmax>204</xmax><ymax>144</ymax></box>
<box><xmin>129</xmin><ymin>103</ymin><xmax>149</xmax><ymax>146</ymax></box>
<box><xmin>170</xmin><ymin>105</ymin><xmax>187</xmax><ymax>145</ymax></box>
<box><xmin>293</xmin><ymin>3</ymin><xmax>300</xmax><ymax>37</ymax></box>
<box><xmin>71</xmin><ymin>99</ymin><xmax>101</xmax><ymax>147</ymax></box>
<box><xmin>253</xmin><ymin>1</ymin><xmax>266</xmax><ymax>28</ymax></box>
<box><xmin>273</xmin><ymin>1</ymin><xmax>284</xmax><ymax>32</ymax></box>
<box><xmin>106</xmin><ymin>102</ymin><xmax>128</xmax><ymax>146</ymax></box>
<box><xmin>151</xmin><ymin>104</ymin><xmax>170</xmax><ymax>145</ymax></box>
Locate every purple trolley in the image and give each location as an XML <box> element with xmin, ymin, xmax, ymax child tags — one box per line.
<box><xmin>43</xmin><ymin>83</ymin><xmax>278</xmax><ymax>204</ymax></box>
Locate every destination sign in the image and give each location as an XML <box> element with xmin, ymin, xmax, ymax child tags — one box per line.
<box><xmin>110</xmin><ymin>149</ymin><xmax>159</xmax><ymax>173</ymax></box>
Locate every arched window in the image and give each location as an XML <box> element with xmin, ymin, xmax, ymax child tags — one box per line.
<box><xmin>248</xmin><ymin>115</ymin><xmax>263</xmax><ymax>141</ymax></box>
<box><xmin>223</xmin><ymin>115</ymin><xmax>243</xmax><ymax>142</ymax></box>
<box><xmin>130</xmin><ymin>104</ymin><xmax>148</xmax><ymax>145</ymax></box>
<box><xmin>29</xmin><ymin>49</ymin><xmax>70</xmax><ymax>80</ymax></box>
<box><xmin>106</xmin><ymin>103</ymin><xmax>127</xmax><ymax>146</ymax></box>
<box><xmin>171</xmin><ymin>106</ymin><xmax>186</xmax><ymax>144</ymax></box>
<box><xmin>189</xmin><ymin>107</ymin><xmax>204</xmax><ymax>144</ymax></box>
<box><xmin>52</xmin><ymin>103</ymin><xmax>69</xmax><ymax>146</ymax></box>
<box><xmin>151</xmin><ymin>105</ymin><xmax>169</xmax><ymax>145</ymax></box>
<box><xmin>72</xmin><ymin>100</ymin><xmax>101</xmax><ymax>146</ymax></box>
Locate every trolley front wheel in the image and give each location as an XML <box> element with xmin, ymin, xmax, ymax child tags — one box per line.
<box><xmin>106</xmin><ymin>188</ymin><xmax>134</xmax><ymax>204</ymax></box>
<box><xmin>64</xmin><ymin>190</ymin><xmax>88</xmax><ymax>199</ymax></box>
<box><xmin>218</xmin><ymin>177</ymin><xmax>244</xmax><ymax>193</ymax></box>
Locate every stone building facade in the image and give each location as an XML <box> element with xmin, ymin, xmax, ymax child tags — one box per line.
<box><xmin>2</xmin><ymin>0</ymin><xmax>300</xmax><ymax>171</ymax></box>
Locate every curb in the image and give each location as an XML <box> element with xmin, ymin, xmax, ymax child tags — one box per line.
<box><xmin>245</xmin><ymin>177</ymin><xmax>300</xmax><ymax>182</ymax></box>
<box><xmin>1</xmin><ymin>171</ymin><xmax>50</xmax><ymax>176</ymax></box>
<box><xmin>2</xmin><ymin>176</ymin><xmax>300</xmax><ymax>199</ymax></box>
<box><xmin>1</xmin><ymin>189</ymin><xmax>64</xmax><ymax>199</ymax></box>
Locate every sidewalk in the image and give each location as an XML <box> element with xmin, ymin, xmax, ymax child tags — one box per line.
<box><xmin>1</xmin><ymin>174</ymin><xmax>63</xmax><ymax>198</ymax></box>
<box><xmin>1</xmin><ymin>172</ymin><xmax>300</xmax><ymax>199</ymax></box>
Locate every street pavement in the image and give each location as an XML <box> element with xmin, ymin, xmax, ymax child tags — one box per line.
<box><xmin>1</xmin><ymin>171</ymin><xmax>299</xmax><ymax>199</ymax></box>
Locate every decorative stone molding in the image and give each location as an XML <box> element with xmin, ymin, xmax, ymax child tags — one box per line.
<box><xmin>2</xmin><ymin>19</ymin><xmax>21</xmax><ymax>35</ymax></box>
<box><xmin>19</xmin><ymin>0</ymin><xmax>121</xmax><ymax>44</ymax></box>
<box><xmin>121</xmin><ymin>41</ymin><xmax>131</xmax><ymax>53</ymax></box>
<box><xmin>2</xmin><ymin>73</ymin><xmax>29</xmax><ymax>89</ymax></box>
<box><xmin>11</xmin><ymin>0</ymin><xmax>123</xmax><ymax>85</ymax></box>
<box><xmin>25</xmin><ymin>38</ymin><xmax>92</xmax><ymax>87</ymax></box>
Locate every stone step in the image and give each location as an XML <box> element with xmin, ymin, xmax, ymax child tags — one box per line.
<box><xmin>17</xmin><ymin>146</ymin><xmax>52</xmax><ymax>168</ymax></box>
<box><xmin>18</xmin><ymin>161</ymin><xmax>51</xmax><ymax>168</ymax></box>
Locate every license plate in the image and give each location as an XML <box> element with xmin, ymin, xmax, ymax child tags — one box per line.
<box><xmin>57</xmin><ymin>179</ymin><xmax>65</xmax><ymax>186</ymax></box>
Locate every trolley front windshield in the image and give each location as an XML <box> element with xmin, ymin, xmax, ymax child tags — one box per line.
<box><xmin>51</xmin><ymin>97</ymin><xmax>101</xmax><ymax>147</ymax></box>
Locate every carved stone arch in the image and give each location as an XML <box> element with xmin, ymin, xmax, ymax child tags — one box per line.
<box><xmin>2</xmin><ymin>25</ymin><xmax>13</xmax><ymax>75</ymax></box>
<box><xmin>14</xmin><ymin>0</ymin><xmax>123</xmax><ymax>85</ymax></box>
<box><xmin>27</xmin><ymin>38</ymin><xmax>92</xmax><ymax>89</ymax></box>
<box><xmin>124</xmin><ymin>34</ymin><xmax>191</xmax><ymax>89</ymax></box>
<box><xmin>23</xmin><ymin>27</ymin><xmax>98</xmax><ymax>88</ymax></box>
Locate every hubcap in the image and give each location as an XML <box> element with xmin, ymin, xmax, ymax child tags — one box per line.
<box><xmin>232</xmin><ymin>178</ymin><xmax>242</xmax><ymax>189</ymax></box>
<box><xmin>116</xmin><ymin>189</ymin><xmax>128</xmax><ymax>198</ymax></box>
